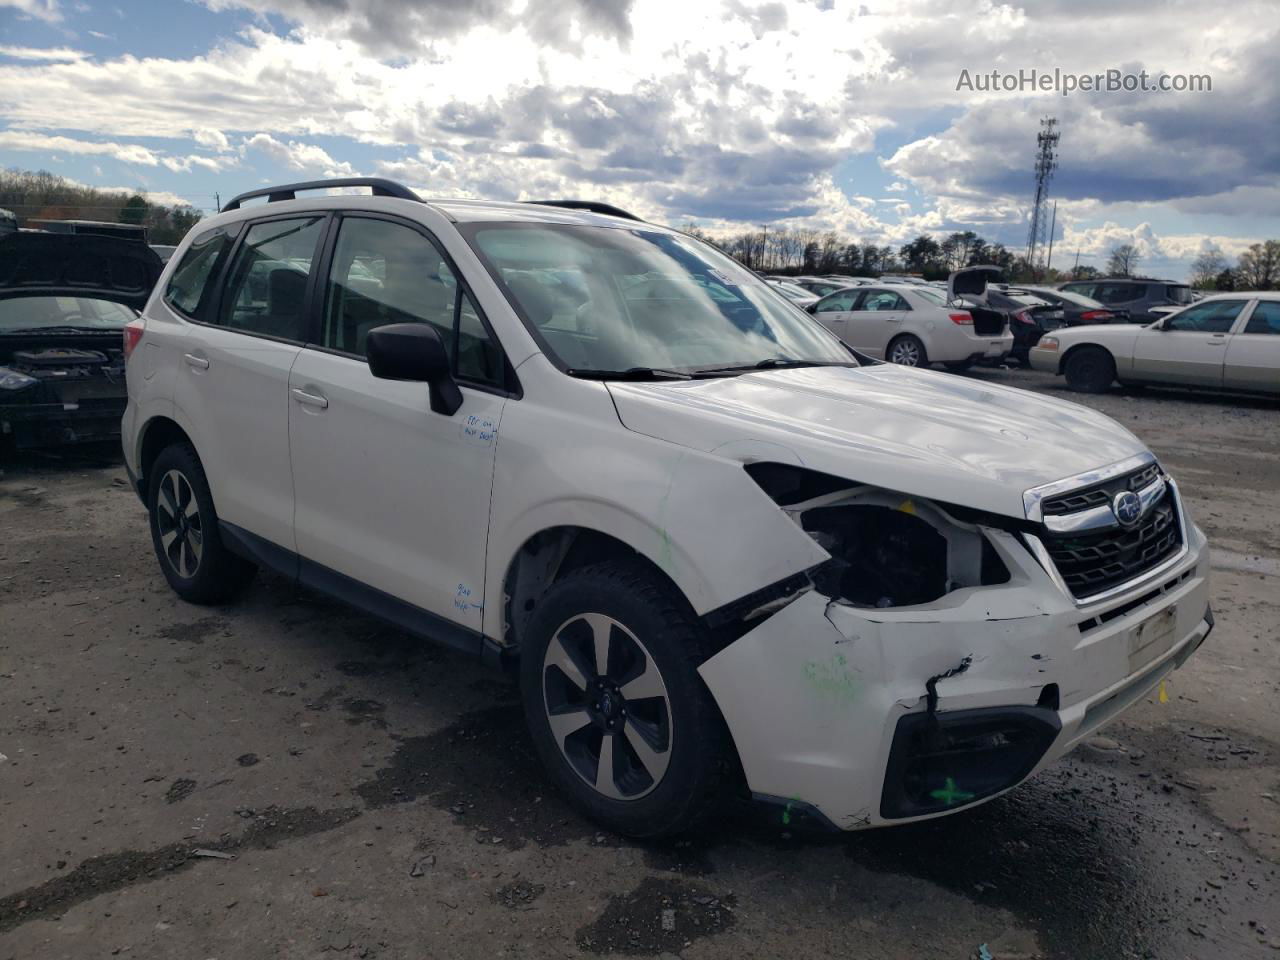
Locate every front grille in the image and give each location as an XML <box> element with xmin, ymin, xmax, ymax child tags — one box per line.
<box><xmin>1042</xmin><ymin>462</ymin><xmax>1160</xmax><ymax>516</ymax></box>
<box><xmin>1042</xmin><ymin>489</ymin><xmax>1182</xmax><ymax>599</ymax></box>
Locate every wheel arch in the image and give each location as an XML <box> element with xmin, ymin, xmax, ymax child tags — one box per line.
<box><xmin>1058</xmin><ymin>340</ymin><xmax>1112</xmax><ymax>376</ymax></box>
<box><xmin>499</xmin><ymin>524</ymin><xmax>698</xmax><ymax>655</ymax></box>
<box><xmin>136</xmin><ymin>415</ymin><xmax>194</xmax><ymax>495</ymax></box>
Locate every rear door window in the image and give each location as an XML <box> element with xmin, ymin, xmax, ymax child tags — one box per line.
<box><xmin>215</xmin><ymin>217</ymin><xmax>326</xmax><ymax>341</ymax></box>
<box><xmin>1096</xmin><ymin>283</ymin><xmax>1144</xmax><ymax>304</ymax></box>
<box><xmin>164</xmin><ymin>225</ymin><xmax>235</xmax><ymax>318</ymax></box>
<box><xmin>1165</xmin><ymin>300</ymin><xmax>1246</xmax><ymax>333</ymax></box>
<box><xmin>1244</xmin><ymin>301</ymin><xmax>1280</xmax><ymax>335</ymax></box>
<box><xmin>860</xmin><ymin>290</ymin><xmax>908</xmax><ymax>311</ymax></box>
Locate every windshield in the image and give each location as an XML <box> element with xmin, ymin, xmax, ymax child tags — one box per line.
<box><xmin>463</xmin><ymin>223</ymin><xmax>852</xmax><ymax>374</ymax></box>
<box><xmin>772</xmin><ymin>281</ymin><xmax>815</xmax><ymax>301</ymax></box>
<box><xmin>0</xmin><ymin>295</ymin><xmax>136</xmax><ymax>332</ymax></box>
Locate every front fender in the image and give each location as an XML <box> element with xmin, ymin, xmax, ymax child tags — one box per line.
<box><xmin>481</xmin><ymin>378</ymin><xmax>828</xmax><ymax>640</ymax></box>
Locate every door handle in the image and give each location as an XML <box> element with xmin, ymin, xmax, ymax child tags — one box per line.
<box><xmin>1206</xmin><ymin>337</ymin><xmax>1227</xmax><ymax>346</ymax></box>
<box><xmin>183</xmin><ymin>353</ymin><xmax>210</xmax><ymax>370</ymax></box>
<box><xmin>291</xmin><ymin>388</ymin><xmax>328</xmax><ymax>409</ymax></box>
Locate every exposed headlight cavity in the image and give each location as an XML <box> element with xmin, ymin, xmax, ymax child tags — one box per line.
<box><xmin>745</xmin><ymin>463</ymin><xmax>1011</xmax><ymax>608</ymax></box>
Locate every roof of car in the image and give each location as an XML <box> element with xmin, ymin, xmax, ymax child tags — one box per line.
<box><xmin>213</xmin><ymin>178</ymin><xmax>659</xmax><ymax>232</ymax></box>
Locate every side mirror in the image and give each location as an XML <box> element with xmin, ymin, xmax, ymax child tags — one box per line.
<box><xmin>805</xmin><ymin>303</ymin><xmax>818</xmax><ymax>314</ymax></box>
<box><xmin>365</xmin><ymin>323</ymin><xmax>463</xmax><ymax>416</ymax></box>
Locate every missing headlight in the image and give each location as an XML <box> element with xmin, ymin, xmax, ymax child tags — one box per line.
<box><xmin>745</xmin><ymin>464</ymin><xmax>1011</xmax><ymax>608</ymax></box>
<box><xmin>804</xmin><ymin>504</ymin><xmax>949</xmax><ymax>606</ymax></box>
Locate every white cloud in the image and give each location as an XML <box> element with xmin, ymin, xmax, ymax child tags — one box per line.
<box><xmin>0</xmin><ymin>130</ymin><xmax>161</xmax><ymax>165</ymax></box>
<box><xmin>0</xmin><ymin>0</ymin><xmax>1272</xmax><ymax>255</ymax></box>
<box><xmin>243</xmin><ymin>133</ymin><xmax>356</xmax><ymax>177</ymax></box>
<box><xmin>193</xmin><ymin>127</ymin><xmax>232</xmax><ymax>152</ymax></box>
<box><xmin>0</xmin><ymin>45</ymin><xmax>86</xmax><ymax>61</ymax></box>
<box><xmin>0</xmin><ymin>0</ymin><xmax>61</xmax><ymax>23</ymax></box>
<box><xmin>0</xmin><ymin>130</ymin><xmax>230</xmax><ymax>174</ymax></box>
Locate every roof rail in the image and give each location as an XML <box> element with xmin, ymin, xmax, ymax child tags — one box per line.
<box><xmin>221</xmin><ymin>178</ymin><xmax>422</xmax><ymax>212</ymax></box>
<box><xmin>524</xmin><ymin>200</ymin><xmax>644</xmax><ymax>222</ymax></box>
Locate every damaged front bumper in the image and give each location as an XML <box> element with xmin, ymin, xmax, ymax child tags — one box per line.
<box><xmin>698</xmin><ymin>521</ymin><xmax>1211</xmax><ymax>830</ymax></box>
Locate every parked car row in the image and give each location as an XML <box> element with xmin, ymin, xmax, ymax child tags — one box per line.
<box><xmin>805</xmin><ymin>269</ymin><xmax>1012</xmax><ymax>369</ymax></box>
<box><xmin>1031</xmin><ymin>293</ymin><xmax>1280</xmax><ymax>395</ymax></box>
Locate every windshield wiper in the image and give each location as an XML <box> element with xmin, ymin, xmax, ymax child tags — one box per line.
<box><xmin>568</xmin><ymin>366</ymin><xmax>693</xmax><ymax>381</ymax></box>
<box><xmin>0</xmin><ymin>325</ymin><xmax>116</xmax><ymax>335</ymax></box>
<box><xmin>694</xmin><ymin>358</ymin><xmax>854</xmax><ymax>375</ymax></box>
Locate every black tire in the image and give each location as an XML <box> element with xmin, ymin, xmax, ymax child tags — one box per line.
<box><xmin>1063</xmin><ymin>346</ymin><xmax>1116</xmax><ymax>393</ymax></box>
<box><xmin>943</xmin><ymin>359</ymin><xmax>974</xmax><ymax>372</ymax></box>
<box><xmin>519</xmin><ymin>561</ymin><xmax>728</xmax><ymax>838</ymax></box>
<box><xmin>887</xmin><ymin>334</ymin><xmax>929</xmax><ymax>368</ymax></box>
<box><xmin>147</xmin><ymin>442</ymin><xmax>256</xmax><ymax>604</ymax></box>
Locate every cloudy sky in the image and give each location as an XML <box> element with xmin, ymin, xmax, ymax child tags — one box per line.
<box><xmin>1</xmin><ymin>0</ymin><xmax>1276</xmax><ymax>279</ymax></box>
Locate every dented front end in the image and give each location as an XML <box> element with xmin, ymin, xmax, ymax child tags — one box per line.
<box><xmin>698</xmin><ymin>463</ymin><xmax>1213</xmax><ymax>830</ymax></box>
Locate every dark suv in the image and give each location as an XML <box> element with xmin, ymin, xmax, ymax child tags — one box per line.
<box><xmin>1058</xmin><ymin>278</ymin><xmax>1194</xmax><ymax>324</ymax></box>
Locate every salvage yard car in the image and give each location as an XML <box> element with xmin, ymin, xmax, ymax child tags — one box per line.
<box><xmin>807</xmin><ymin>270</ymin><xmax>1012</xmax><ymax>369</ymax></box>
<box><xmin>45</xmin><ymin>177</ymin><xmax>1212</xmax><ymax>838</ymax></box>
<box><xmin>1030</xmin><ymin>292</ymin><xmax>1280</xmax><ymax>395</ymax></box>
<box><xmin>0</xmin><ymin>231</ymin><xmax>161</xmax><ymax>451</ymax></box>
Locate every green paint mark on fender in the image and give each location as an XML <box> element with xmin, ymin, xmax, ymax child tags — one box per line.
<box><xmin>802</xmin><ymin>653</ymin><xmax>861</xmax><ymax>704</ymax></box>
<box><xmin>929</xmin><ymin>777</ymin><xmax>975</xmax><ymax>806</ymax></box>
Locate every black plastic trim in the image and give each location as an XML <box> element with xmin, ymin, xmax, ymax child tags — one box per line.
<box><xmin>222</xmin><ymin>178</ymin><xmax>422</xmax><ymax>211</ymax></box>
<box><xmin>524</xmin><ymin>200</ymin><xmax>644</xmax><ymax>222</ymax></box>
<box><xmin>750</xmin><ymin>792</ymin><xmax>842</xmax><ymax>832</ymax></box>
<box><xmin>880</xmin><ymin>704</ymin><xmax>1061</xmax><ymax>820</ymax></box>
<box><xmin>219</xmin><ymin>521</ymin><xmax>487</xmax><ymax>660</ymax></box>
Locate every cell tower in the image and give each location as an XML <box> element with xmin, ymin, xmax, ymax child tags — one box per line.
<box><xmin>1025</xmin><ymin>117</ymin><xmax>1059</xmax><ymax>275</ymax></box>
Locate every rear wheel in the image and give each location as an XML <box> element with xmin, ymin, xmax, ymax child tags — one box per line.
<box><xmin>519</xmin><ymin>562</ymin><xmax>727</xmax><ymax>837</ymax></box>
<box><xmin>147</xmin><ymin>443</ymin><xmax>256</xmax><ymax>603</ymax></box>
<box><xmin>1064</xmin><ymin>346</ymin><xmax>1116</xmax><ymax>393</ymax></box>
<box><xmin>887</xmin><ymin>334</ymin><xmax>928</xmax><ymax>368</ymax></box>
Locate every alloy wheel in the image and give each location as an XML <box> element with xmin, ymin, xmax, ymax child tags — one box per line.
<box><xmin>890</xmin><ymin>339</ymin><xmax>921</xmax><ymax>365</ymax></box>
<box><xmin>541</xmin><ymin>612</ymin><xmax>672</xmax><ymax>800</ymax></box>
<box><xmin>156</xmin><ymin>468</ymin><xmax>203</xmax><ymax>578</ymax></box>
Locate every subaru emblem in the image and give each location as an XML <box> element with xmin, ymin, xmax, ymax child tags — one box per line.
<box><xmin>1112</xmin><ymin>490</ymin><xmax>1142</xmax><ymax>527</ymax></box>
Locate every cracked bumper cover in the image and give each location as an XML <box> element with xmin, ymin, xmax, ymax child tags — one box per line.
<box><xmin>698</xmin><ymin>522</ymin><xmax>1212</xmax><ymax>830</ymax></box>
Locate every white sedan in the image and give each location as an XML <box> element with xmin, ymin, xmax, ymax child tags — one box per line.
<box><xmin>806</xmin><ymin>267</ymin><xmax>1013</xmax><ymax>369</ymax></box>
<box><xmin>1030</xmin><ymin>292</ymin><xmax>1280</xmax><ymax>394</ymax></box>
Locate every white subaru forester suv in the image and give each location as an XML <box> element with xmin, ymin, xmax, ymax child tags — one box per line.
<box><xmin>114</xmin><ymin>179</ymin><xmax>1212</xmax><ymax>836</ymax></box>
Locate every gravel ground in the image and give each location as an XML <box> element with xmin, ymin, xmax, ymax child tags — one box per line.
<box><xmin>1</xmin><ymin>367</ymin><xmax>1277</xmax><ymax>960</ymax></box>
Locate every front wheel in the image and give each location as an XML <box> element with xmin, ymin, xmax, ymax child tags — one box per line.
<box><xmin>887</xmin><ymin>334</ymin><xmax>928</xmax><ymax>367</ymax></box>
<box><xmin>519</xmin><ymin>562</ymin><xmax>728</xmax><ymax>837</ymax></box>
<box><xmin>1064</xmin><ymin>346</ymin><xmax>1116</xmax><ymax>393</ymax></box>
<box><xmin>147</xmin><ymin>443</ymin><xmax>256</xmax><ymax>604</ymax></box>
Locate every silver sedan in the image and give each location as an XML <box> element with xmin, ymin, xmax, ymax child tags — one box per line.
<box><xmin>807</xmin><ymin>283</ymin><xmax>1012</xmax><ymax>368</ymax></box>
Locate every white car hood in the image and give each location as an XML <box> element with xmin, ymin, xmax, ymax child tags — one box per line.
<box><xmin>607</xmin><ymin>364</ymin><xmax>1147</xmax><ymax>520</ymax></box>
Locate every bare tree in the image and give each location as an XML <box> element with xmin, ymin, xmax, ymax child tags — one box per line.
<box><xmin>1189</xmin><ymin>247</ymin><xmax>1227</xmax><ymax>288</ymax></box>
<box><xmin>1106</xmin><ymin>244</ymin><xmax>1141</xmax><ymax>277</ymax></box>
<box><xmin>1235</xmin><ymin>240</ymin><xmax>1280</xmax><ymax>290</ymax></box>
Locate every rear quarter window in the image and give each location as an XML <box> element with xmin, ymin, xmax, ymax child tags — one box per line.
<box><xmin>165</xmin><ymin>225</ymin><xmax>235</xmax><ymax>317</ymax></box>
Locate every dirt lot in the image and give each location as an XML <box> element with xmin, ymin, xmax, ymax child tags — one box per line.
<box><xmin>1</xmin><ymin>367</ymin><xmax>1277</xmax><ymax>960</ymax></box>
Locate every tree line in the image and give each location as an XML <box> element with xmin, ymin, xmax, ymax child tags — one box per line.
<box><xmin>690</xmin><ymin>224</ymin><xmax>1280</xmax><ymax>290</ymax></box>
<box><xmin>683</xmin><ymin>224</ymin><xmax>1024</xmax><ymax>280</ymax></box>
<box><xmin>0</xmin><ymin>169</ymin><xmax>204</xmax><ymax>245</ymax></box>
